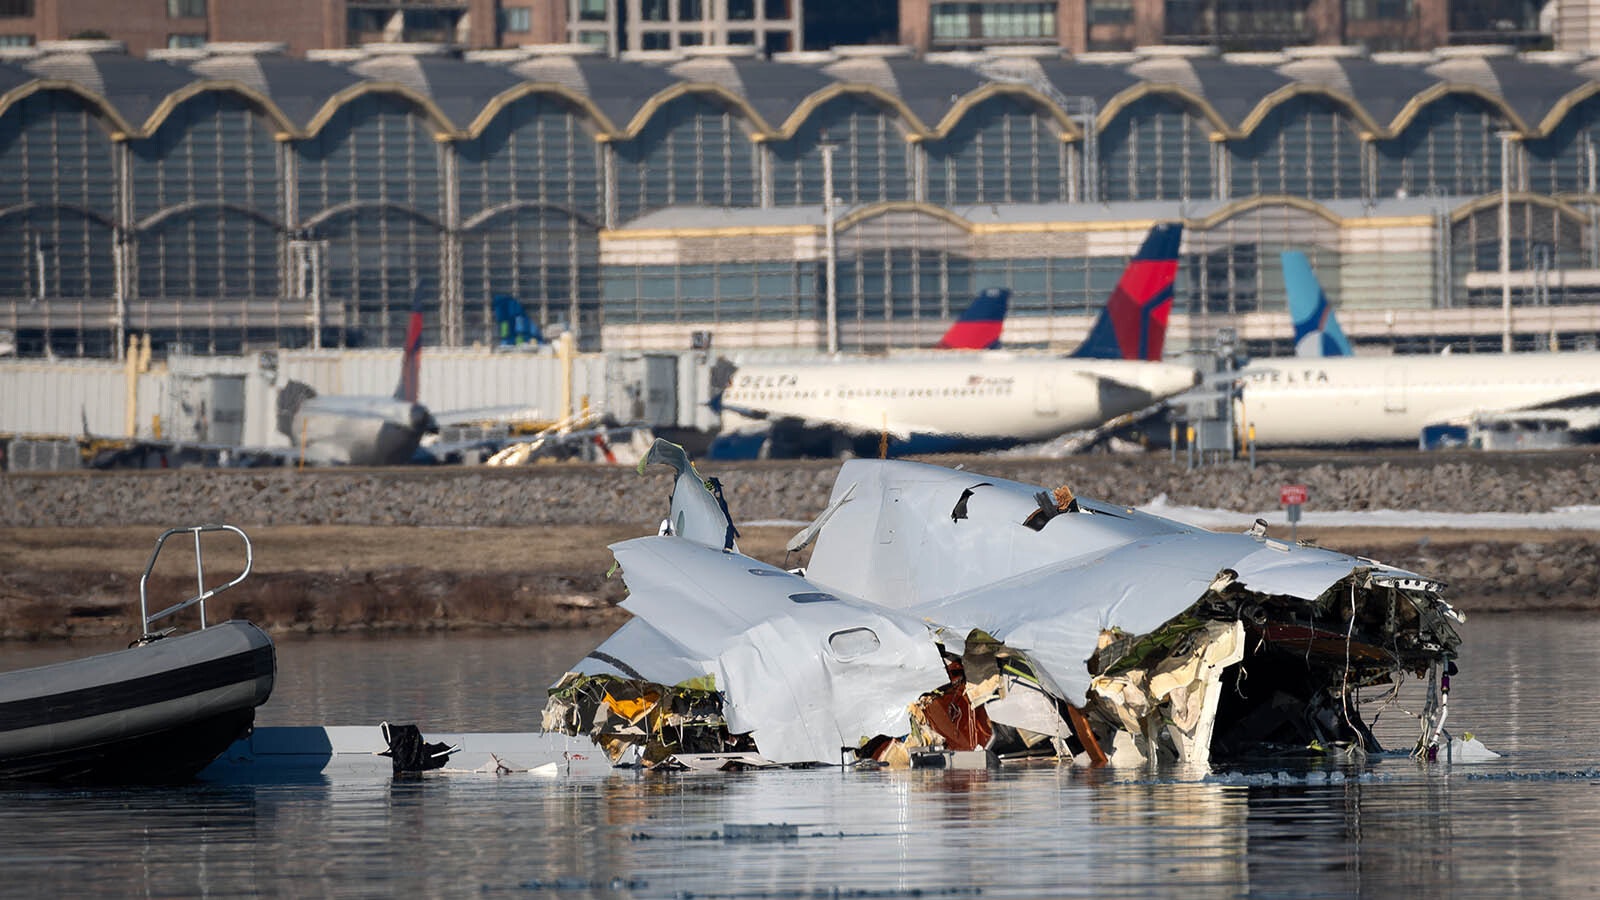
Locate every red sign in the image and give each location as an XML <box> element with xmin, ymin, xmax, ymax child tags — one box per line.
<box><xmin>1280</xmin><ymin>484</ymin><xmax>1309</xmax><ymax>506</ymax></box>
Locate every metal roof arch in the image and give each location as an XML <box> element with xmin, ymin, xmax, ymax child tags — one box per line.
<box><xmin>1236</xmin><ymin>82</ymin><xmax>1384</xmax><ymax>139</ymax></box>
<box><xmin>775</xmin><ymin>83</ymin><xmax>930</xmax><ymax>140</ymax></box>
<box><xmin>617</xmin><ymin>81</ymin><xmax>773</xmax><ymax>141</ymax></box>
<box><xmin>0</xmin><ymin>79</ymin><xmax>133</xmax><ymax>136</ymax></box>
<box><xmin>934</xmin><ymin>82</ymin><xmax>1083</xmax><ymax>141</ymax></box>
<box><xmin>836</xmin><ymin>201</ymin><xmax>974</xmax><ymax>233</ymax></box>
<box><xmin>135</xmin><ymin>200</ymin><xmax>284</xmax><ymax>232</ymax></box>
<box><xmin>137</xmin><ymin>80</ymin><xmax>297</xmax><ymax>138</ymax></box>
<box><xmin>302</xmin><ymin>81</ymin><xmax>459</xmax><ymax>139</ymax></box>
<box><xmin>298</xmin><ymin>200</ymin><xmax>447</xmax><ymax>233</ymax></box>
<box><xmin>460</xmin><ymin>198</ymin><xmax>602</xmax><ymax>232</ymax></box>
<box><xmin>464</xmin><ymin>82</ymin><xmax>619</xmax><ymax>139</ymax></box>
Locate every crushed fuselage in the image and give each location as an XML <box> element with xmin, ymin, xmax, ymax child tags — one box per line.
<box><xmin>542</xmin><ymin>446</ymin><xmax>1463</xmax><ymax>770</ymax></box>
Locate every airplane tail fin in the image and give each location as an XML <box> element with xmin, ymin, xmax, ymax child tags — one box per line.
<box><xmin>493</xmin><ymin>293</ymin><xmax>543</xmax><ymax>347</ymax></box>
<box><xmin>1071</xmin><ymin>222</ymin><xmax>1182</xmax><ymax>361</ymax></box>
<box><xmin>394</xmin><ymin>285</ymin><xmax>425</xmax><ymax>403</ymax></box>
<box><xmin>1282</xmin><ymin>251</ymin><xmax>1353</xmax><ymax>357</ymax></box>
<box><xmin>936</xmin><ymin>288</ymin><xmax>1009</xmax><ymax>349</ymax></box>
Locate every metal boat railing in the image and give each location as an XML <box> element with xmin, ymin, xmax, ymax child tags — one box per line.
<box><xmin>138</xmin><ymin>524</ymin><xmax>253</xmax><ymax>640</ymax></box>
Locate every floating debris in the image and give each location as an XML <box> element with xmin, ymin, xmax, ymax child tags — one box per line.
<box><xmin>543</xmin><ymin>440</ymin><xmax>1467</xmax><ymax>772</ymax></box>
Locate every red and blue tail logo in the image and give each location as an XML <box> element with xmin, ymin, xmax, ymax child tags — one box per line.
<box><xmin>1071</xmin><ymin>223</ymin><xmax>1183</xmax><ymax>361</ymax></box>
<box><xmin>937</xmin><ymin>288</ymin><xmax>1009</xmax><ymax>349</ymax></box>
<box><xmin>394</xmin><ymin>285</ymin><xmax>425</xmax><ymax>403</ymax></box>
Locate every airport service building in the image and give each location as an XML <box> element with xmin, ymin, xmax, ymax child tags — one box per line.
<box><xmin>5</xmin><ymin>38</ymin><xmax>1600</xmax><ymax>361</ymax></box>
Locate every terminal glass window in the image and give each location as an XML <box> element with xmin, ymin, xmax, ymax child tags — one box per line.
<box><xmin>932</xmin><ymin>3</ymin><xmax>1055</xmax><ymax>40</ymax></box>
<box><xmin>679</xmin><ymin>0</ymin><xmax>703</xmax><ymax>20</ymax></box>
<box><xmin>0</xmin><ymin>0</ymin><xmax>33</xmax><ymax>17</ymax></box>
<box><xmin>1089</xmin><ymin>0</ymin><xmax>1132</xmax><ymax>25</ymax></box>
<box><xmin>167</xmin><ymin>33</ymin><xmax>206</xmax><ymax>48</ymax></box>
<box><xmin>500</xmin><ymin>7</ymin><xmax>532</xmax><ymax>31</ymax></box>
<box><xmin>729</xmin><ymin>0</ymin><xmax>755</xmax><ymax>19</ymax></box>
<box><xmin>1346</xmin><ymin>0</ymin><xmax>1411</xmax><ymax>19</ymax></box>
<box><xmin>167</xmin><ymin>0</ymin><xmax>205</xmax><ymax>18</ymax></box>
<box><xmin>578</xmin><ymin>0</ymin><xmax>608</xmax><ymax>21</ymax></box>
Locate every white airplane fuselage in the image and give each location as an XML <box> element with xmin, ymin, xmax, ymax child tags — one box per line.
<box><xmin>291</xmin><ymin>396</ymin><xmax>434</xmax><ymax>466</ymax></box>
<box><xmin>1239</xmin><ymin>351</ymin><xmax>1600</xmax><ymax>446</ymax></box>
<box><xmin>718</xmin><ymin>353</ymin><xmax>1199</xmax><ymax>454</ymax></box>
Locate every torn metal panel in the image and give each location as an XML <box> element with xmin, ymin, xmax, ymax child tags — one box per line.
<box><xmin>555</xmin><ymin>448</ymin><xmax>1464</xmax><ymax>770</ymax></box>
<box><xmin>637</xmin><ymin>438</ymin><xmax>739</xmax><ymax>552</ymax></box>
<box><xmin>606</xmin><ymin>536</ymin><xmax>949</xmax><ymax>764</ymax></box>
<box><xmin>804</xmin><ymin>459</ymin><xmax>1202</xmax><ymax>612</ymax></box>
<box><xmin>573</xmin><ymin>618</ymin><xmax>707</xmax><ymax>686</ymax></box>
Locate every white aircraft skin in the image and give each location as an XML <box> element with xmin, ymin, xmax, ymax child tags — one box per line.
<box><xmin>718</xmin><ymin>354</ymin><xmax>1200</xmax><ymax>455</ymax></box>
<box><xmin>1238</xmin><ymin>351</ymin><xmax>1600</xmax><ymax>446</ymax></box>
<box><xmin>289</xmin><ymin>395</ymin><xmax>436</xmax><ymax>466</ymax></box>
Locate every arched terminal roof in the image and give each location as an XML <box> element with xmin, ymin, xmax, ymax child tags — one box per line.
<box><xmin>7</xmin><ymin>41</ymin><xmax>1600</xmax><ymax>143</ymax></box>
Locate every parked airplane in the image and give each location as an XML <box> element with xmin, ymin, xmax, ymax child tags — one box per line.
<box><xmin>707</xmin><ymin>223</ymin><xmax>1195</xmax><ymax>459</ymax></box>
<box><xmin>276</xmin><ymin>296</ymin><xmax>440</xmax><ymax>466</ymax></box>
<box><xmin>1282</xmin><ymin>251</ymin><xmax>1353</xmax><ymax>358</ymax></box>
<box><xmin>1237</xmin><ymin>351</ymin><xmax>1600</xmax><ymax>447</ymax></box>
<box><xmin>936</xmin><ymin>287</ymin><xmax>1009</xmax><ymax>350</ymax></box>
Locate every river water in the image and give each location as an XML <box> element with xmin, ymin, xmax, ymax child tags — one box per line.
<box><xmin>2</xmin><ymin>612</ymin><xmax>1598</xmax><ymax>899</ymax></box>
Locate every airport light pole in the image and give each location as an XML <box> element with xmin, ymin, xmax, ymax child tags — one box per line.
<box><xmin>1499</xmin><ymin>130</ymin><xmax>1515</xmax><ymax>353</ymax></box>
<box><xmin>821</xmin><ymin>138</ymin><xmax>839</xmax><ymax>355</ymax></box>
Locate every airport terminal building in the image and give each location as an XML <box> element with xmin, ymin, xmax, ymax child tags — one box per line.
<box><xmin>5</xmin><ymin>38</ymin><xmax>1600</xmax><ymax>360</ymax></box>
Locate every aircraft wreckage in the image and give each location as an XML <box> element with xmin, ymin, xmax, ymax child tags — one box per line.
<box><xmin>543</xmin><ymin>441</ymin><xmax>1465</xmax><ymax>771</ymax></box>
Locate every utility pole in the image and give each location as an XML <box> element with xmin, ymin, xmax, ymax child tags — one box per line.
<box><xmin>821</xmin><ymin>138</ymin><xmax>839</xmax><ymax>355</ymax></box>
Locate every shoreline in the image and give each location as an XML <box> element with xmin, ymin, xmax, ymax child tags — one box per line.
<box><xmin>3</xmin><ymin>522</ymin><xmax>1597</xmax><ymax>643</ymax></box>
<box><xmin>5</xmin><ymin>453</ymin><xmax>1599</xmax><ymax>642</ymax></box>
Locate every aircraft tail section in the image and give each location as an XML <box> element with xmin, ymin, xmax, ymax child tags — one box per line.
<box><xmin>394</xmin><ymin>287</ymin><xmax>424</xmax><ymax>403</ymax></box>
<box><xmin>936</xmin><ymin>288</ymin><xmax>1009</xmax><ymax>349</ymax></box>
<box><xmin>1283</xmin><ymin>251</ymin><xmax>1353</xmax><ymax>357</ymax></box>
<box><xmin>1071</xmin><ymin>222</ymin><xmax>1182</xmax><ymax>361</ymax></box>
<box><xmin>276</xmin><ymin>380</ymin><xmax>317</xmax><ymax>440</ymax></box>
<box><xmin>493</xmin><ymin>294</ymin><xmax>544</xmax><ymax>347</ymax></box>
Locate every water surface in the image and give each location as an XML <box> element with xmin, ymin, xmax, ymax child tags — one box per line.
<box><xmin>2</xmin><ymin>613</ymin><xmax>1596</xmax><ymax>898</ymax></box>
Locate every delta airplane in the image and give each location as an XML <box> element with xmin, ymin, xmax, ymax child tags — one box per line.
<box><xmin>275</xmin><ymin>294</ymin><xmax>441</xmax><ymax>466</ymax></box>
<box><xmin>1283</xmin><ymin>251</ymin><xmax>1353</xmax><ymax>358</ymax></box>
<box><xmin>274</xmin><ymin>290</ymin><xmax>553</xmax><ymax>466</ymax></box>
<box><xmin>1237</xmin><ymin>255</ymin><xmax>1600</xmax><ymax>446</ymax></box>
<box><xmin>707</xmin><ymin>224</ymin><xmax>1199</xmax><ymax>459</ymax></box>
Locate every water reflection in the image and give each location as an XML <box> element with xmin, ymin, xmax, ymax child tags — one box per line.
<box><xmin>4</xmin><ymin>615</ymin><xmax>1600</xmax><ymax>896</ymax></box>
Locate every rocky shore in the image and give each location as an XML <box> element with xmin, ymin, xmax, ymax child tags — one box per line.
<box><xmin>5</xmin><ymin>452</ymin><xmax>1600</xmax><ymax>529</ymax></box>
<box><xmin>2</xmin><ymin>450</ymin><xmax>1598</xmax><ymax>641</ymax></box>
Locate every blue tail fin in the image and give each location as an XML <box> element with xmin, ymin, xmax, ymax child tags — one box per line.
<box><xmin>1282</xmin><ymin>251</ymin><xmax>1353</xmax><ymax>357</ymax></box>
<box><xmin>493</xmin><ymin>294</ymin><xmax>544</xmax><ymax>347</ymax></box>
<box><xmin>1071</xmin><ymin>223</ymin><xmax>1183</xmax><ymax>361</ymax></box>
<box><xmin>937</xmin><ymin>288</ymin><xmax>1009</xmax><ymax>349</ymax></box>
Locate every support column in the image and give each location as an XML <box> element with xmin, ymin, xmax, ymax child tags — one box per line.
<box><xmin>1132</xmin><ymin>0</ymin><xmax>1164</xmax><ymax>47</ymax></box>
<box><xmin>1307</xmin><ymin>0</ymin><xmax>1344</xmax><ymax>44</ymax></box>
<box><xmin>1057</xmin><ymin>0</ymin><xmax>1087</xmax><ymax>53</ymax></box>
<box><xmin>899</xmin><ymin>0</ymin><xmax>929</xmax><ymax>53</ymax></box>
<box><xmin>112</xmin><ymin>137</ymin><xmax>132</xmax><ymax>362</ymax></box>
<box><xmin>440</xmin><ymin>138</ymin><xmax>463</xmax><ymax>347</ymax></box>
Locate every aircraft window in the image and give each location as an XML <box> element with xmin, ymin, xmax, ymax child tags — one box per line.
<box><xmin>789</xmin><ymin>591</ymin><xmax>839</xmax><ymax>603</ymax></box>
<box><xmin>827</xmin><ymin>627</ymin><xmax>881</xmax><ymax>660</ymax></box>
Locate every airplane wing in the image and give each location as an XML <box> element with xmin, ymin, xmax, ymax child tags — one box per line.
<box><xmin>1420</xmin><ymin>391</ymin><xmax>1600</xmax><ymax>432</ymax></box>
